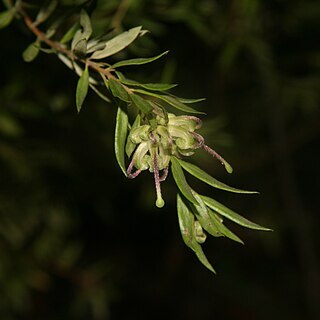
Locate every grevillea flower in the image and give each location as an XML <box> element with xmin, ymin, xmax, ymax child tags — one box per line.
<box><xmin>125</xmin><ymin>113</ymin><xmax>233</xmax><ymax>208</ymax></box>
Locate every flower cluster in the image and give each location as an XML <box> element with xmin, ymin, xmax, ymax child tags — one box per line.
<box><xmin>125</xmin><ymin>112</ymin><xmax>232</xmax><ymax>208</ymax></box>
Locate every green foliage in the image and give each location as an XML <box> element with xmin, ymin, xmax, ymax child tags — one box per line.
<box><xmin>2</xmin><ymin>0</ymin><xmax>320</xmax><ymax>318</ymax></box>
<box><xmin>22</xmin><ymin>40</ymin><xmax>40</xmax><ymax>62</ymax></box>
<box><xmin>90</xmin><ymin>26</ymin><xmax>144</xmax><ymax>59</ymax></box>
<box><xmin>1</xmin><ymin>0</ymin><xmax>271</xmax><ymax>277</ymax></box>
<box><xmin>0</xmin><ymin>8</ymin><xmax>15</xmax><ymax>29</ymax></box>
<box><xmin>76</xmin><ymin>64</ymin><xmax>89</xmax><ymax>112</ymax></box>
<box><xmin>115</xmin><ymin>105</ymin><xmax>129</xmax><ymax>176</ymax></box>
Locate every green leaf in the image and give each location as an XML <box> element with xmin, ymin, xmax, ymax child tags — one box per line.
<box><xmin>116</xmin><ymin>73</ymin><xmax>177</xmax><ymax>92</ymax></box>
<box><xmin>176</xmin><ymin>158</ymin><xmax>258</xmax><ymax>194</ymax></box>
<box><xmin>2</xmin><ymin>0</ymin><xmax>13</xmax><ymax>9</ymax></box>
<box><xmin>137</xmin><ymin>83</ymin><xmax>177</xmax><ymax>91</ymax></box>
<box><xmin>208</xmin><ymin>208</ymin><xmax>244</xmax><ymax>244</ymax></box>
<box><xmin>177</xmin><ymin>193</ymin><xmax>194</xmax><ymax>248</ymax></box>
<box><xmin>111</xmin><ymin>51</ymin><xmax>169</xmax><ymax>68</ymax></box>
<box><xmin>132</xmin><ymin>89</ymin><xmax>204</xmax><ymax>114</ymax></box>
<box><xmin>76</xmin><ymin>64</ymin><xmax>89</xmax><ymax>112</ymax></box>
<box><xmin>34</xmin><ymin>0</ymin><xmax>58</xmax><ymax>26</ymax></box>
<box><xmin>171</xmin><ymin>157</ymin><xmax>198</xmax><ymax>205</ymax></box>
<box><xmin>192</xmin><ymin>192</ymin><xmax>243</xmax><ymax>243</ymax></box>
<box><xmin>22</xmin><ymin>41</ymin><xmax>40</xmax><ymax>62</ymax></box>
<box><xmin>129</xmin><ymin>93</ymin><xmax>153</xmax><ymax>114</ymax></box>
<box><xmin>126</xmin><ymin>114</ymin><xmax>140</xmax><ymax>157</ymax></box>
<box><xmin>60</xmin><ymin>23</ymin><xmax>79</xmax><ymax>44</ymax></box>
<box><xmin>73</xmin><ymin>38</ymin><xmax>87</xmax><ymax>58</ymax></box>
<box><xmin>177</xmin><ymin>194</ymin><xmax>215</xmax><ymax>273</ymax></box>
<box><xmin>178</xmin><ymin>97</ymin><xmax>206</xmax><ymax>104</ymax></box>
<box><xmin>79</xmin><ymin>9</ymin><xmax>92</xmax><ymax>40</ymax></box>
<box><xmin>0</xmin><ymin>8</ymin><xmax>15</xmax><ymax>29</ymax></box>
<box><xmin>91</xmin><ymin>26</ymin><xmax>143</xmax><ymax>60</ymax></box>
<box><xmin>115</xmin><ymin>106</ymin><xmax>129</xmax><ymax>176</ymax></box>
<box><xmin>71</xmin><ymin>28</ymin><xmax>88</xmax><ymax>57</ymax></box>
<box><xmin>108</xmin><ymin>78</ymin><xmax>129</xmax><ymax>102</ymax></box>
<box><xmin>201</xmin><ymin>195</ymin><xmax>272</xmax><ymax>231</ymax></box>
<box><xmin>192</xmin><ymin>196</ymin><xmax>222</xmax><ymax>238</ymax></box>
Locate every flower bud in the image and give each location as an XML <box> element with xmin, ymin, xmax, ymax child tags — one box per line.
<box><xmin>130</xmin><ymin>125</ymin><xmax>150</xmax><ymax>144</ymax></box>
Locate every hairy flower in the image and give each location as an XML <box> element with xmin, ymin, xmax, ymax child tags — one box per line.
<box><xmin>126</xmin><ymin>113</ymin><xmax>232</xmax><ymax>208</ymax></box>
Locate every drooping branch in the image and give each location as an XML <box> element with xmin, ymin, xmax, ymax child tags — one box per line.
<box><xmin>16</xmin><ymin>3</ymin><xmax>113</xmax><ymax>79</ymax></box>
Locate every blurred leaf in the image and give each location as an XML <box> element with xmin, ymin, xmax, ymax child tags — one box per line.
<box><xmin>76</xmin><ymin>64</ymin><xmax>89</xmax><ymax>112</ymax></box>
<box><xmin>79</xmin><ymin>9</ymin><xmax>92</xmax><ymax>40</ymax></box>
<box><xmin>129</xmin><ymin>93</ymin><xmax>153</xmax><ymax>114</ymax></box>
<box><xmin>73</xmin><ymin>37</ymin><xmax>87</xmax><ymax>58</ymax></box>
<box><xmin>22</xmin><ymin>41</ymin><xmax>40</xmax><ymax>62</ymax></box>
<box><xmin>115</xmin><ymin>106</ymin><xmax>129</xmax><ymax>176</ymax></box>
<box><xmin>133</xmin><ymin>89</ymin><xmax>204</xmax><ymax>114</ymax></box>
<box><xmin>0</xmin><ymin>114</ymin><xmax>22</xmax><ymax>137</ymax></box>
<box><xmin>176</xmin><ymin>158</ymin><xmax>258</xmax><ymax>194</ymax></box>
<box><xmin>201</xmin><ymin>195</ymin><xmax>272</xmax><ymax>231</ymax></box>
<box><xmin>71</xmin><ymin>29</ymin><xmax>86</xmax><ymax>57</ymax></box>
<box><xmin>111</xmin><ymin>51</ymin><xmax>169</xmax><ymax>68</ymax></box>
<box><xmin>90</xmin><ymin>26</ymin><xmax>143</xmax><ymax>60</ymax></box>
<box><xmin>34</xmin><ymin>0</ymin><xmax>58</xmax><ymax>26</ymax></box>
<box><xmin>0</xmin><ymin>8</ymin><xmax>15</xmax><ymax>29</ymax></box>
<box><xmin>60</xmin><ymin>22</ymin><xmax>79</xmax><ymax>44</ymax></box>
<box><xmin>116</xmin><ymin>72</ymin><xmax>177</xmax><ymax>91</ymax></box>
<box><xmin>178</xmin><ymin>97</ymin><xmax>206</xmax><ymax>104</ymax></box>
<box><xmin>177</xmin><ymin>193</ymin><xmax>215</xmax><ymax>273</ymax></box>
<box><xmin>171</xmin><ymin>157</ymin><xmax>198</xmax><ymax>205</ymax></box>
<box><xmin>108</xmin><ymin>78</ymin><xmax>129</xmax><ymax>102</ymax></box>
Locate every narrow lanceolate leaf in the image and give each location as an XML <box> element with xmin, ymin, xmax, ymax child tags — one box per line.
<box><xmin>137</xmin><ymin>83</ymin><xmax>177</xmax><ymax>91</ymax></box>
<box><xmin>162</xmin><ymin>95</ymin><xmax>205</xmax><ymax>114</ymax></box>
<box><xmin>76</xmin><ymin>64</ymin><xmax>89</xmax><ymax>112</ymax></box>
<box><xmin>201</xmin><ymin>195</ymin><xmax>272</xmax><ymax>231</ymax></box>
<box><xmin>60</xmin><ymin>23</ymin><xmax>79</xmax><ymax>44</ymax></box>
<box><xmin>178</xmin><ymin>97</ymin><xmax>206</xmax><ymax>104</ymax></box>
<box><xmin>115</xmin><ymin>106</ymin><xmax>129</xmax><ymax>176</ymax></box>
<box><xmin>34</xmin><ymin>0</ymin><xmax>58</xmax><ymax>26</ymax></box>
<box><xmin>126</xmin><ymin>114</ymin><xmax>140</xmax><ymax>157</ymax></box>
<box><xmin>171</xmin><ymin>157</ymin><xmax>198</xmax><ymax>205</ymax></box>
<box><xmin>91</xmin><ymin>26</ymin><xmax>143</xmax><ymax>60</ymax></box>
<box><xmin>22</xmin><ymin>41</ymin><xmax>40</xmax><ymax>62</ymax></box>
<box><xmin>108</xmin><ymin>78</ymin><xmax>129</xmax><ymax>102</ymax></box>
<box><xmin>111</xmin><ymin>51</ymin><xmax>169</xmax><ymax>68</ymax></box>
<box><xmin>117</xmin><ymin>75</ymin><xmax>177</xmax><ymax>92</ymax></box>
<box><xmin>79</xmin><ymin>9</ymin><xmax>92</xmax><ymax>40</ymax></box>
<box><xmin>176</xmin><ymin>158</ymin><xmax>258</xmax><ymax>194</ymax></box>
<box><xmin>192</xmin><ymin>192</ymin><xmax>243</xmax><ymax>243</ymax></box>
<box><xmin>132</xmin><ymin>89</ymin><xmax>204</xmax><ymax>114</ymax></box>
<box><xmin>0</xmin><ymin>9</ymin><xmax>15</xmax><ymax>29</ymax></box>
<box><xmin>192</xmin><ymin>193</ymin><xmax>222</xmax><ymax>238</ymax></box>
<box><xmin>177</xmin><ymin>193</ymin><xmax>194</xmax><ymax>247</ymax></box>
<box><xmin>208</xmin><ymin>208</ymin><xmax>244</xmax><ymax>244</ymax></box>
<box><xmin>177</xmin><ymin>194</ymin><xmax>215</xmax><ymax>273</ymax></box>
<box><xmin>129</xmin><ymin>93</ymin><xmax>153</xmax><ymax>114</ymax></box>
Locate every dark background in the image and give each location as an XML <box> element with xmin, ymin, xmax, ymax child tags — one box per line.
<box><xmin>0</xmin><ymin>0</ymin><xmax>319</xmax><ymax>319</ymax></box>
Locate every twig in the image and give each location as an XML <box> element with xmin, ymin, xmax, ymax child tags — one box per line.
<box><xmin>16</xmin><ymin>4</ymin><xmax>113</xmax><ymax>79</ymax></box>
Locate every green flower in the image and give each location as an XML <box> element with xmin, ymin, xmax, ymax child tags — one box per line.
<box><xmin>126</xmin><ymin>113</ymin><xmax>233</xmax><ymax>208</ymax></box>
